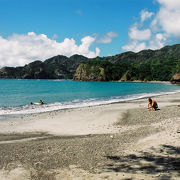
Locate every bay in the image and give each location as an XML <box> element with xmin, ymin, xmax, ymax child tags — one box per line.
<box><xmin>0</xmin><ymin>79</ymin><xmax>180</xmax><ymax>115</ymax></box>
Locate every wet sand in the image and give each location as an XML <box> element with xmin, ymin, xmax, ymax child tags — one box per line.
<box><xmin>0</xmin><ymin>93</ymin><xmax>180</xmax><ymax>179</ymax></box>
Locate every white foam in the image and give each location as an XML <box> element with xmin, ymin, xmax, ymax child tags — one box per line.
<box><xmin>0</xmin><ymin>90</ymin><xmax>180</xmax><ymax>116</ymax></box>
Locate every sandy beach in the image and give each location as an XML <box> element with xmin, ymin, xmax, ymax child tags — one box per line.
<box><xmin>0</xmin><ymin>92</ymin><xmax>180</xmax><ymax>179</ymax></box>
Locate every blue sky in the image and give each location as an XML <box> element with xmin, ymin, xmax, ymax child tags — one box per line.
<box><xmin>0</xmin><ymin>0</ymin><xmax>179</xmax><ymax>67</ymax></box>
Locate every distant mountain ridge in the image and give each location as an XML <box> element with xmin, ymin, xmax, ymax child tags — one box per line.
<box><xmin>0</xmin><ymin>54</ymin><xmax>88</xmax><ymax>79</ymax></box>
<box><xmin>0</xmin><ymin>44</ymin><xmax>180</xmax><ymax>82</ymax></box>
<box><xmin>105</xmin><ymin>44</ymin><xmax>180</xmax><ymax>63</ymax></box>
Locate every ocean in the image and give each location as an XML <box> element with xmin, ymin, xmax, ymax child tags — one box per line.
<box><xmin>0</xmin><ymin>79</ymin><xmax>180</xmax><ymax>116</ymax></box>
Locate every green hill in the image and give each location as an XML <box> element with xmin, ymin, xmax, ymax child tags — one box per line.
<box><xmin>74</xmin><ymin>44</ymin><xmax>180</xmax><ymax>82</ymax></box>
<box><xmin>0</xmin><ymin>44</ymin><xmax>180</xmax><ymax>82</ymax></box>
<box><xmin>0</xmin><ymin>55</ymin><xmax>88</xmax><ymax>79</ymax></box>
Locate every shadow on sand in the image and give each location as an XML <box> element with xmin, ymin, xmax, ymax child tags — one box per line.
<box><xmin>106</xmin><ymin>145</ymin><xmax>180</xmax><ymax>179</ymax></box>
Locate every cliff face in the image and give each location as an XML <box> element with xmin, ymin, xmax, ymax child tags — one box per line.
<box><xmin>73</xmin><ymin>64</ymin><xmax>106</xmax><ymax>81</ymax></box>
<box><xmin>171</xmin><ymin>73</ymin><xmax>180</xmax><ymax>84</ymax></box>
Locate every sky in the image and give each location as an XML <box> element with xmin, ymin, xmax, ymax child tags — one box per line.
<box><xmin>0</xmin><ymin>0</ymin><xmax>180</xmax><ymax>67</ymax></box>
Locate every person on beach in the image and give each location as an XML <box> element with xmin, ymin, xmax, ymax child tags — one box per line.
<box><xmin>147</xmin><ymin>98</ymin><xmax>158</xmax><ymax>111</ymax></box>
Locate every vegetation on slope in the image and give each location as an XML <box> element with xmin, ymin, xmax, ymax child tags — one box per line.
<box><xmin>0</xmin><ymin>44</ymin><xmax>180</xmax><ymax>82</ymax></box>
<box><xmin>74</xmin><ymin>44</ymin><xmax>180</xmax><ymax>82</ymax></box>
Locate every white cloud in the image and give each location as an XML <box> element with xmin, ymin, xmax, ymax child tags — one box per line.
<box><xmin>157</xmin><ymin>0</ymin><xmax>180</xmax><ymax>10</ymax></box>
<box><xmin>122</xmin><ymin>41</ymin><xmax>146</xmax><ymax>52</ymax></box>
<box><xmin>129</xmin><ymin>25</ymin><xmax>151</xmax><ymax>41</ymax></box>
<box><xmin>0</xmin><ymin>32</ymin><xmax>100</xmax><ymax>67</ymax></box>
<box><xmin>122</xmin><ymin>33</ymin><xmax>167</xmax><ymax>52</ymax></box>
<box><xmin>152</xmin><ymin>0</ymin><xmax>180</xmax><ymax>36</ymax></box>
<box><xmin>122</xmin><ymin>0</ymin><xmax>180</xmax><ymax>53</ymax></box>
<box><xmin>79</xmin><ymin>36</ymin><xmax>100</xmax><ymax>56</ymax></box>
<box><xmin>96</xmin><ymin>31</ymin><xmax>118</xmax><ymax>44</ymax></box>
<box><xmin>148</xmin><ymin>33</ymin><xmax>167</xmax><ymax>49</ymax></box>
<box><xmin>140</xmin><ymin>10</ymin><xmax>154</xmax><ymax>22</ymax></box>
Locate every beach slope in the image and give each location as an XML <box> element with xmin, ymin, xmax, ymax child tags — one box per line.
<box><xmin>0</xmin><ymin>93</ymin><xmax>180</xmax><ymax>179</ymax></box>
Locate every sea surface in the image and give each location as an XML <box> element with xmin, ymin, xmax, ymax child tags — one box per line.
<box><xmin>0</xmin><ymin>79</ymin><xmax>180</xmax><ymax>116</ymax></box>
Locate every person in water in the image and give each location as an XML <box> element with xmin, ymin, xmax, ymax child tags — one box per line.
<box><xmin>30</xmin><ymin>100</ymin><xmax>44</xmax><ymax>105</ymax></box>
<box><xmin>147</xmin><ymin>98</ymin><xmax>158</xmax><ymax>111</ymax></box>
<box><xmin>39</xmin><ymin>100</ymin><xmax>44</xmax><ymax>105</ymax></box>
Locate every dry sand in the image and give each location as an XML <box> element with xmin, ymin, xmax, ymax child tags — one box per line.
<box><xmin>0</xmin><ymin>92</ymin><xmax>180</xmax><ymax>179</ymax></box>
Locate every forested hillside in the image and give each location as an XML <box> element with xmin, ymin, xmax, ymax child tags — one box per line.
<box><xmin>74</xmin><ymin>44</ymin><xmax>180</xmax><ymax>82</ymax></box>
<box><xmin>0</xmin><ymin>44</ymin><xmax>180</xmax><ymax>82</ymax></box>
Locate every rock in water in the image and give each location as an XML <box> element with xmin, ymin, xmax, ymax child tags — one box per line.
<box><xmin>171</xmin><ymin>73</ymin><xmax>180</xmax><ymax>84</ymax></box>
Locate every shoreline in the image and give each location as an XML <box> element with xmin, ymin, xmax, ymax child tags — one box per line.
<box><xmin>0</xmin><ymin>92</ymin><xmax>180</xmax><ymax>179</ymax></box>
<box><xmin>1</xmin><ymin>86</ymin><xmax>180</xmax><ymax>118</ymax></box>
<box><xmin>1</xmin><ymin>91</ymin><xmax>180</xmax><ymax>135</ymax></box>
<box><xmin>116</xmin><ymin>80</ymin><xmax>171</xmax><ymax>83</ymax></box>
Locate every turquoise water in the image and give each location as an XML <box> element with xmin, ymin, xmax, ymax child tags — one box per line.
<box><xmin>0</xmin><ymin>79</ymin><xmax>180</xmax><ymax>115</ymax></box>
